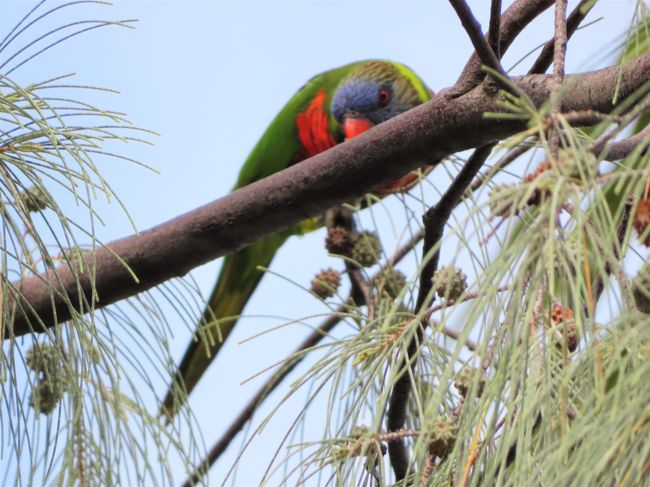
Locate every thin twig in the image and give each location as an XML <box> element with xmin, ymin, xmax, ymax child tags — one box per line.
<box><xmin>425</xmin><ymin>285</ymin><xmax>509</xmax><ymax>322</ymax></box>
<box><xmin>603</xmin><ymin>124</ymin><xmax>650</xmax><ymax>161</ymax></box>
<box><xmin>558</xmin><ymin>110</ymin><xmax>622</xmax><ymax>127</ymax></box>
<box><xmin>451</xmin><ymin>0</ymin><xmax>555</xmax><ymax>96</ymax></box>
<box><xmin>549</xmin><ymin>0</ymin><xmax>569</xmax><ymax>158</ymax></box>
<box><xmin>488</xmin><ymin>0</ymin><xmax>502</xmax><ymax>58</ymax></box>
<box><xmin>421</xmin><ymin>453</ymin><xmax>436</xmax><ymax>486</ymax></box>
<box><xmin>528</xmin><ymin>0</ymin><xmax>594</xmax><ymax>75</ymax></box>
<box><xmin>386</xmin><ymin>144</ymin><xmax>495</xmax><ymax>481</ymax></box>
<box><xmin>387</xmin><ymin>228</ymin><xmax>424</xmax><ymax>268</ymax></box>
<box><xmin>589</xmin><ymin>97</ymin><xmax>650</xmax><ymax>155</ymax></box>
<box><xmin>439</xmin><ymin>326</ymin><xmax>477</xmax><ymax>352</ymax></box>
<box><xmin>552</xmin><ymin>0</ymin><xmax>568</xmax><ymax>84</ymax></box>
<box><xmin>449</xmin><ymin>0</ymin><xmax>508</xmax><ymax>83</ymax></box>
<box><xmin>470</xmin><ymin>143</ymin><xmax>535</xmax><ymax>192</ymax></box>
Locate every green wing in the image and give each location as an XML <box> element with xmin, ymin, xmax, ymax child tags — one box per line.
<box><xmin>232</xmin><ymin>61</ymin><xmax>364</xmax><ymax>188</ymax></box>
<box><xmin>161</xmin><ymin>62</ymin><xmax>362</xmax><ymax>418</ymax></box>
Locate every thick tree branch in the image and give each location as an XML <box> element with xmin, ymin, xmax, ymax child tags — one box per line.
<box><xmin>5</xmin><ymin>54</ymin><xmax>650</xmax><ymax>339</ymax></box>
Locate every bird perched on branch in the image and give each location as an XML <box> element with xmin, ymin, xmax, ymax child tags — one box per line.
<box><xmin>161</xmin><ymin>60</ymin><xmax>433</xmax><ymax>418</ymax></box>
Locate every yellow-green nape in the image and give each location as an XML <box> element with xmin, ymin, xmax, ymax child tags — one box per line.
<box><xmin>347</xmin><ymin>60</ymin><xmax>432</xmax><ymax>103</ymax></box>
<box><xmin>392</xmin><ymin>62</ymin><xmax>432</xmax><ymax>102</ymax></box>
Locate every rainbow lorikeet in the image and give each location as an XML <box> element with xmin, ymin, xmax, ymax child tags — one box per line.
<box><xmin>162</xmin><ymin>60</ymin><xmax>433</xmax><ymax>417</ymax></box>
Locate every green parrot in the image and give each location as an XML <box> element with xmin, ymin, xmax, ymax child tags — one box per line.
<box><xmin>161</xmin><ymin>60</ymin><xmax>433</xmax><ymax>418</ymax></box>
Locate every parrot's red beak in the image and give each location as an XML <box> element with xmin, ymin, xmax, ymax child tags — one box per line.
<box><xmin>343</xmin><ymin>117</ymin><xmax>373</xmax><ymax>140</ymax></box>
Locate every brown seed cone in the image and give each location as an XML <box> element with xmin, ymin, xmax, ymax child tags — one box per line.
<box><xmin>547</xmin><ymin>304</ymin><xmax>578</xmax><ymax>352</ymax></box>
<box><xmin>550</xmin><ymin>303</ymin><xmax>574</xmax><ymax>325</ymax></box>
<box><xmin>325</xmin><ymin>226</ymin><xmax>353</xmax><ymax>255</ymax></box>
<box><xmin>523</xmin><ymin>160</ymin><xmax>553</xmax><ymax>206</ymax></box>
<box><xmin>310</xmin><ymin>268</ymin><xmax>341</xmax><ymax>299</ymax></box>
<box><xmin>634</xmin><ymin>199</ymin><xmax>650</xmax><ymax>247</ymax></box>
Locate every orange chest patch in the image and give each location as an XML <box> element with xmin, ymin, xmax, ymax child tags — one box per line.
<box><xmin>295</xmin><ymin>89</ymin><xmax>337</xmax><ymax>161</ymax></box>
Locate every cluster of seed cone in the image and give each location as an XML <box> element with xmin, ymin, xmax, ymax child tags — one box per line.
<box><xmin>546</xmin><ymin>303</ymin><xmax>579</xmax><ymax>352</ymax></box>
<box><xmin>310</xmin><ymin>226</ymin><xmax>400</xmax><ymax>299</ymax></box>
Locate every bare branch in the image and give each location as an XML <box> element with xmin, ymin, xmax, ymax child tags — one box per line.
<box><xmin>449</xmin><ymin>0</ymin><xmax>507</xmax><ymax>81</ymax></box>
<box><xmin>529</xmin><ymin>0</ymin><xmax>595</xmax><ymax>75</ymax></box>
<box><xmin>489</xmin><ymin>0</ymin><xmax>503</xmax><ymax>58</ymax></box>
<box><xmin>552</xmin><ymin>0</ymin><xmax>569</xmax><ymax>84</ymax></box>
<box><xmin>452</xmin><ymin>0</ymin><xmax>555</xmax><ymax>96</ymax></box>
<box><xmin>549</xmin><ymin>0</ymin><xmax>569</xmax><ymax>157</ymax></box>
<box><xmin>604</xmin><ymin>124</ymin><xmax>650</xmax><ymax>160</ymax></box>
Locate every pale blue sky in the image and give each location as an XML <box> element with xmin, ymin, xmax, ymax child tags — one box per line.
<box><xmin>0</xmin><ymin>1</ymin><xmax>640</xmax><ymax>485</ymax></box>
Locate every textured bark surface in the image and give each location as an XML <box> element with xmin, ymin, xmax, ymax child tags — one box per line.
<box><xmin>7</xmin><ymin>53</ymin><xmax>650</xmax><ymax>337</ymax></box>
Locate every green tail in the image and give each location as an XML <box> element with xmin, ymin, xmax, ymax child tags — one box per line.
<box><xmin>161</xmin><ymin>232</ymin><xmax>289</xmax><ymax>417</ymax></box>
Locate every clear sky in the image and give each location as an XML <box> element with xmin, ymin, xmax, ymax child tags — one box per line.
<box><xmin>0</xmin><ymin>0</ymin><xmax>640</xmax><ymax>485</ymax></box>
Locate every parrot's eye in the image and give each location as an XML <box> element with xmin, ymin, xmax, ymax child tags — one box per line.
<box><xmin>378</xmin><ymin>88</ymin><xmax>391</xmax><ymax>108</ymax></box>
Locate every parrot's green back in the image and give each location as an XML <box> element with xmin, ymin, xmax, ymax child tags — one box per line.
<box><xmin>161</xmin><ymin>63</ymin><xmax>363</xmax><ymax>417</ymax></box>
<box><xmin>162</xmin><ymin>60</ymin><xmax>432</xmax><ymax>418</ymax></box>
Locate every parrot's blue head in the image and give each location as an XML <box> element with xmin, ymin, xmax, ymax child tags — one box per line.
<box><xmin>331</xmin><ymin>60</ymin><xmax>430</xmax><ymax>139</ymax></box>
